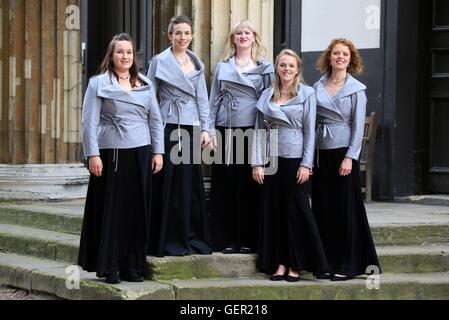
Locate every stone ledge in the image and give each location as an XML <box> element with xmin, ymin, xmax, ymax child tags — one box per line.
<box><xmin>0</xmin><ymin>164</ymin><xmax>89</xmax><ymax>200</ymax></box>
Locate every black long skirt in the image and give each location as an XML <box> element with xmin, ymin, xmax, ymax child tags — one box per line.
<box><xmin>149</xmin><ymin>124</ymin><xmax>211</xmax><ymax>257</ymax></box>
<box><xmin>209</xmin><ymin>126</ymin><xmax>260</xmax><ymax>253</ymax></box>
<box><xmin>78</xmin><ymin>145</ymin><xmax>153</xmax><ymax>278</ymax></box>
<box><xmin>257</xmin><ymin>157</ymin><xmax>329</xmax><ymax>275</ymax></box>
<box><xmin>312</xmin><ymin>148</ymin><xmax>381</xmax><ymax>276</ymax></box>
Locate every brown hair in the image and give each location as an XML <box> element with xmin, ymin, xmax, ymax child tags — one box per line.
<box><xmin>98</xmin><ymin>33</ymin><xmax>139</xmax><ymax>88</ymax></box>
<box><xmin>168</xmin><ymin>15</ymin><xmax>193</xmax><ymax>34</ymax></box>
<box><xmin>221</xmin><ymin>20</ymin><xmax>267</xmax><ymax>62</ymax></box>
<box><xmin>272</xmin><ymin>49</ymin><xmax>304</xmax><ymax>102</ymax></box>
<box><xmin>316</xmin><ymin>38</ymin><xmax>364</xmax><ymax>75</ymax></box>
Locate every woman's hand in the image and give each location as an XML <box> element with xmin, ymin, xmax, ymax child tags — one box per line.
<box><xmin>339</xmin><ymin>157</ymin><xmax>353</xmax><ymax>176</ymax></box>
<box><xmin>210</xmin><ymin>135</ymin><xmax>218</xmax><ymax>152</ymax></box>
<box><xmin>296</xmin><ymin>166</ymin><xmax>311</xmax><ymax>184</ymax></box>
<box><xmin>252</xmin><ymin>166</ymin><xmax>264</xmax><ymax>185</ymax></box>
<box><xmin>200</xmin><ymin>131</ymin><xmax>211</xmax><ymax>150</ymax></box>
<box><xmin>152</xmin><ymin>154</ymin><xmax>163</xmax><ymax>174</ymax></box>
<box><xmin>89</xmin><ymin>156</ymin><xmax>103</xmax><ymax>177</ymax></box>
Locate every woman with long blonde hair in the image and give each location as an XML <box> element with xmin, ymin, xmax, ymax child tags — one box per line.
<box><xmin>209</xmin><ymin>20</ymin><xmax>274</xmax><ymax>254</ymax></box>
<box><xmin>252</xmin><ymin>49</ymin><xmax>328</xmax><ymax>281</ymax></box>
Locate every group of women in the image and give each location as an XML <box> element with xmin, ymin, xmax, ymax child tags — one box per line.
<box><xmin>77</xmin><ymin>15</ymin><xmax>381</xmax><ymax>285</ymax></box>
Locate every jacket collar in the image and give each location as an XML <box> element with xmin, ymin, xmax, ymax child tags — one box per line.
<box><xmin>315</xmin><ymin>74</ymin><xmax>366</xmax><ymax>120</ymax></box>
<box><xmin>218</xmin><ymin>57</ymin><xmax>274</xmax><ymax>90</ymax></box>
<box><xmin>256</xmin><ymin>88</ymin><xmax>294</xmax><ymax>128</ymax></box>
<box><xmin>154</xmin><ymin>47</ymin><xmax>203</xmax><ymax>97</ymax></box>
<box><xmin>96</xmin><ymin>72</ymin><xmax>152</xmax><ymax>108</ymax></box>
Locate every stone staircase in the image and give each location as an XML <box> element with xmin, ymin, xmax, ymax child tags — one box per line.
<box><xmin>0</xmin><ymin>200</ymin><xmax>449</xmax><ymax>300</ymax></box>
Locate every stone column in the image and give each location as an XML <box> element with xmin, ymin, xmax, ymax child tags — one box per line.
<box><xmin>0</xmin><ymin>0</ymin><xmax>88</xmax><ymax>200</ymax></box>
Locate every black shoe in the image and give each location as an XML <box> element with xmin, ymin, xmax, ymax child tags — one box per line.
<box><xmin>120</xmin><ymin>271</ymin><xmax>144</xmax><ymax>282</ymax></box>
<box><xmin>270</xmin><ymin>274</ymin><xmax>285</xmax><ymax>281</ymax></box>
<box><xmin>222</xmin><ymin>247</ymin><xmax>235</xmax><ymax>254</ymax></box>
<box><xmin>285</xmin><ymin>275</ymin><xmax>300</xmax><ymax>282</ymax></box>
<box><xmin>239</xmin><ymin>247</ymin><xmax>252</xmax><ymax>254</ymax></box>
<box><xmin>316</xmin><ymin>273</ymin><xmax>332</xmax><ymax>280</ymax></box>
<box><xmin>331</xmin><ymin>274</ymin><xmax>353</xmax><ymax>282</ymax></box>
<box><xmin>105</xmin><ymin>273</ymin><xmax>121</xmax><ymax>284</ymax></box>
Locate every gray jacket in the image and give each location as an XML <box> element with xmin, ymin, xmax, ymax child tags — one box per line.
<box><xmin>81</xmin><ymin>72</ymin><xmax>164</xmax><ymax>158</ymax></box>
<box><xmin>147</xmin><ymin>47</ymin><xmax>210</xmax><ymax>131</ymax></box>
<box><xmin>209</xmin><ymin>57</ymin><xmax>274</xmax><ymax>132</ymax></box>
<box><xmin>313</xmin><ymin>74</ymin><xmax>367</xmax><ymax>160</ymax></box>
<box><xmin>252</xmin><ymin>85</ymin><xmax>317</xmax><ymax>169</ymax></box>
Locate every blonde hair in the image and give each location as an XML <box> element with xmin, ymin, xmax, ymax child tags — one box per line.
<box><xmin>272</xmin><ymin>49</ymin><xmax>304</xmax><ymax>102</ymax></box>
<box><xmin>316</xmin><ymin>38</ymin><xmax>364</xmax><ymax>75</ymax></box>
<box><xmin>221</xmin><ymin>20</ymin><xmax>267</xmax><ymax>62</ymax></box>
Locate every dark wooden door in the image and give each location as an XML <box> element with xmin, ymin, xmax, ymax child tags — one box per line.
<box><xmin>425</xmin><ymin>0</ymin><xmax>449</xmax><ymax>192</ymax></box>
<box><xmin>84</xmin><ymin>0</ymin><xmax>153</xmax><ymax>80</ymax></box>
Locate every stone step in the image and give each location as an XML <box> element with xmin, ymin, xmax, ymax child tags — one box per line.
<box><xmin>0</xmin><ymin>202</ymin><xmax>82</xmax><ymax>235</ymax></box>
<box><xmin>2</xmin><ymin>201</ymin><xmax>449</xmax><ymax>245</ymax></box>
<box><xmin>0</xmin><ymin>252</ymin><xmax>173</xmax><ymax>300</ymax></box>
<box><xmin>1</xmin><ymin>224</ymin><xmax>448</xmax><ymax>279</ymax></box>
<box><xmin>1</xmin><ymin>252</ymin><xmax>449</xmax><ymax>300</ymax></box>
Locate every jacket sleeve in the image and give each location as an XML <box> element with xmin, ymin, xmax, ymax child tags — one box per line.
<box><xmin>146</xmin><ymin>57</ymin><xmax>159</xmax><ymax>94</ymax></box>
<box><xmin>208</xmin><ymin>63</ymin><xmax>221</xmax><ymax>136</ymax></box>
<box><xmin>196</xmin><ymin>69</ymin><xmax>210</xmax><ymax>132</ymax></box>
<box><xmin>300</xmin><ymin>92</ymin><xmax>317</xmax><ymax>169</ymax></box>
<box><xmin>251</xmin><ymin>111</ymin><xmax>266</xmax><ymax>167</ymax></box>
<box><xmin>148</xmin><ymin>85</ymin><xmax>165</xmax><ymax>154</ymax></box>
<box><xmin>346</xmin><ymin>90</ymin><xmax>367</xmax><ymax>160</ymax></box>
<box><xmin>81</xmin><ymin>77</ymin><xmax>102</xmax><ymax>158</ymax></box>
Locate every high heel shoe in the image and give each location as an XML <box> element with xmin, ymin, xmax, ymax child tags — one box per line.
<box><xmin>105</xmin><ymin>272</ymin><xmax>121</xmax><ymax>284</ymax></box>
<box><xmin>239</xmin><ymin>247</ymin><xmax>252</xmax><ymax>254</ymax></box>
<box><xmin>330</xmin><ymin>274</ymin><xmax>353</xmax><ymax>282</ymax></box>
<box><xmin>222</xmin><ymin>247</ymin><xmax>235</xmax><ymax>254</ymax></box>
<box><xmin>285</xmin><ymin>275</ymin><xmax>300</xmax><ymax>282</ymax></box>
<box><xmin>270</xmin><ymin>274</ymin><xmax>285</xmax><ymax>281</ymax></box>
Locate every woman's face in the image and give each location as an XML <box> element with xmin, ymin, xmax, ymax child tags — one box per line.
<box><xmin>112</xmin><ymin>40</ymin><xmax>134</xmax><ymax>73</ymax></box>
<box><xmin>233</xmin><ymin>26</ymin><xmax>255</xmax><ymax>51</ymax></box>
<box><xmin>169</xmin><ymin>23</ymin><xmax>193</xmax><ymax>51</ymax></box>
<box><xmin>329</xmin><ymin>43</ymin><xmax>351</xmax><ymax>72</ymax></box>
<box><xmin>277</xmin><ymin>54</ymin><xmax>299</xmax><ymax>84</ymax></box>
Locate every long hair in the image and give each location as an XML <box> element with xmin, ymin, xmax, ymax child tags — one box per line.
<box><xmin>221</xmin><ymin>20</ymin><xmax>267</xmax><ymax>62</ymax></box>
<box><xmin>272</xmin><ymin>49</ymin><xmax>304</xmax><ymax>102</ymax></box>
<box><xmin>316</xmin><ymin>38</ymin><xmax>364</xmax><ymax>75</ymax></box>
<box><xmin>98</xmin><ymin>33</ymin><xmax>140</xmax><ymax>88</ymax></box>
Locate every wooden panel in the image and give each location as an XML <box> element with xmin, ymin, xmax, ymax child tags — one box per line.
<box><xmin>11</xmin><ymin>0</ymin><xmax>26</xmax><ymax>164</ymax></box>
<box><xmin>192</xmin><ymin>0</ymin><xmax>211</xmax><ymax>84</ymax></box>
<box><xmin>24</xmin><ymin>0</ymin><xmax>42</xmax><ymax>163</ymax></box>
<box><xmin>211</xmin><ymin>0</ymin><xmax>230</xmax><ymax>70</ymax></box>
<box><xmin>261</xmin><ymin>0</ymin><xmax>274</xmax><ymax>61</ymax></box>
<box><xmin>42</xmin><ymin>0</ymin><xmax>56</xmax><ymax>163</ymax></box>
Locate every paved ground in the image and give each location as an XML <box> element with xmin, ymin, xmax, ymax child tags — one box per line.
<box><xmin>0</xmin><ymin>285</ymin><xmax>60</xmax><ymax>300</ymax></box>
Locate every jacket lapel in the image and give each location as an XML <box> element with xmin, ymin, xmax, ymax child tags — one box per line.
<box><xmin>333</xmin><ymin>74</ymin><xmax>367</xmax><ymax>100</ymax></box>
<box><xmin>96</xmin><ymin>72</ymin><xmax>150</xmax><ymax>108</ymax></box>
<box><xmin>154</xmin><ymin>47</ymin><xmax>197</xmax><ymax>97</ymax></box>
<box><xmin>256</xmin><ymin>88</ymin><xmax>293</xmax><ymax>127</ymax></box>
<box><xmin>217</xmin><ymin>57</ymin><xmax>257</xmax><ymax>90</ymax></box>
<box><xmin>315</xmin><ymin>75</ymin><xmax>344</xmax><ymax>120</ymax></box>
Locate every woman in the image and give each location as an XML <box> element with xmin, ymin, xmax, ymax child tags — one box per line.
<box><xmin>209</xmin><ymin>20</ymin><xmax>274</xmax><ymax>254</ymax></box>
<box><xmin>147</xmin><ymin>16</ymin><xmax>211</xmax><ymax>257</ymax></box>
<box><xmin>78</xmin><ymin>33</ymin><xmax>164</xmax><ymax>284</ymax></box>
<box><xmin>312</xmin><ymin>38</ymin><xmax>381</xmax><ymax>281</ymax></box>
<box><xmin>252</xmin><ymin>49</ymin><xmax>329</xmax><ymax>281</ymax></box>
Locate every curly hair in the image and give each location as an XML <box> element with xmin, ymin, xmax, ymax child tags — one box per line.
<box><xmin>316</xmin><ymin>38</ymin><xmax>364</xmax><ymax>75</ymax></box>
